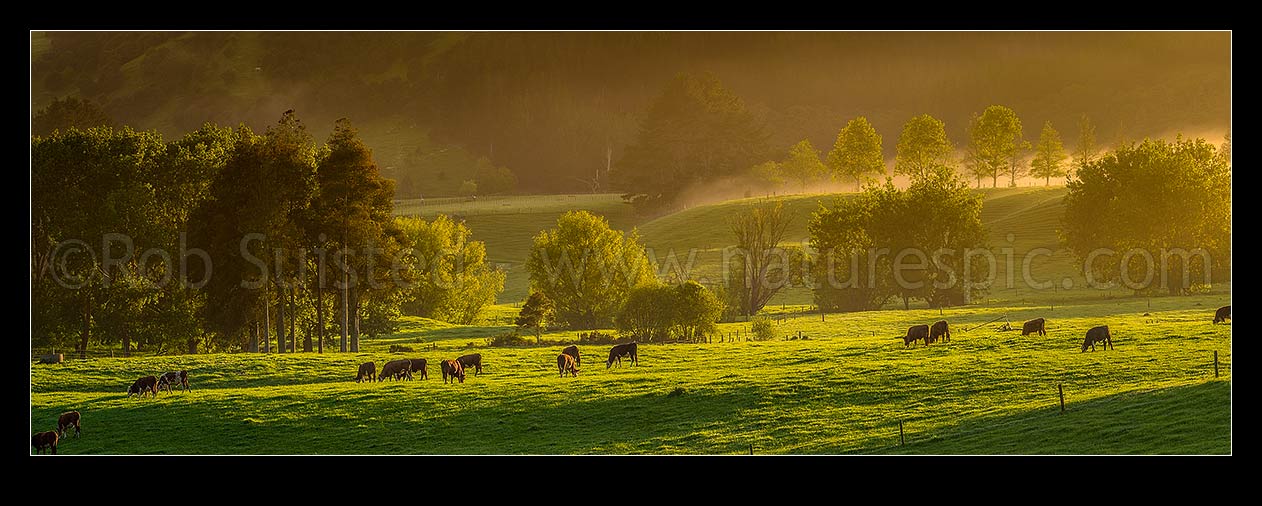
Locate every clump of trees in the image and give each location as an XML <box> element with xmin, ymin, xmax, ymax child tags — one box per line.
<box><xmin>525</xmin><ymin>210</ymin><xmax>656</xmax><ymax>328</ymax></box>
<box><xmin>1061</xmin><ymin>137</ymin><xmax>1231</xmax><ymax>294</ymax></box>
<box><xmin>396</xmin><ymin>215</ymin><xmax>505</xmax><ymax>325</ymax></box>
<box><xmin>615</xmin><ymin>281</ymin><xmax>724</xmax><ymax>342</ymax></box>
<box><xmin>809</xmin><ymin>171</ymin><xmax>990</xmax><ymax>311</ymax></box>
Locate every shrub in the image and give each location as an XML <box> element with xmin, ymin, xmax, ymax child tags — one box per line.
<box><xmin>388</xmin><ymin>344</ymin><xmax>414</xmax><ymax>353</ymax></box>
<box><xmin>751</xmin><ymin>318</ymin><xmax>775</xmax><ymax>341</ymax></box>
<box><xmin>486</xmin><ymin>330</ymin><xmax>534</xmax><ymax>347</ymax></box>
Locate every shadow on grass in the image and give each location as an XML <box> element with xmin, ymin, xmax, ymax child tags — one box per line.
<box><xmin>864</xmin><ymin>380</ymin><xmax>1231</xmax><ymax>455</ymax></box>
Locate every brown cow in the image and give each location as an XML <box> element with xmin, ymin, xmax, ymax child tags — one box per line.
<box><xmin>441</xmin><ymin>359</ymin><xmax>465</xmax><ymax>384</ymax></box>
<box><xmin>407</xmin><ymin>358</ymin><xmax>429</xmax><ymax>380</ymax></box>
<box><xmin>929</xmin><ymin>320</ymin><xmax>951</xmax><ymax>344</ymax></box>
<box><xmin>378</xmin><ymin>359</ymin><xmax>414</xmax><ymax>381</ymax></box>
<box><xmin>557</xmin><ymin>353</ymin><xmax>579</xmax><ymax>378</ymax></box>
<box><xmin>1022</xmin><ymin>318</ymin><xmax>1047</xmax><ymax>336</ymax></box>
<box><xmin>902</xmin><ymin>325</ymin><xmax>930</xmax><ymax>347</ymax></box>
<box><xmin>157</xmin><ymin>370</ymin><xmax>190</xmax><ymax>393</ymax></box>
<box><xmin>1082</xmin><ymin>325</ymin><xmax>1114</xmax><ymax>352</ymax></box>
<box><xmin>32</xmin><ymin>431</ymin><xmax>58</xmax><ymax>455</ymax></box>
<box><xmin>561</xmin><ymin>345</ymin><xmax>581</xmax><ymax>367</ymax></box>
<box><xmin>606</xmin><ymin>342</ymin><xmax>638</xmax><ymax>369</ymax></box>
<box><xmin>457</xmin><ymin>353</ymin><xmax>483</xmax><ymax>376</ymax></box>
<box><xmin>355</xmin><ymin>362</ymin><xmax>376</xmax><ymax>383</ymax></box>
<box><xmin>58</xmin><ymin>411</ymin><xmax>81</xmax><ymax>439</ymax></box>
<box><xmin>1213</xmin><ymin>305</ymin><xmax>1231</xmax><ymax>324</ymax></box>
<box><xmin>127</xmin><ymin>376</ymin><xmax>159</xmax><ymax>398</ymax></box>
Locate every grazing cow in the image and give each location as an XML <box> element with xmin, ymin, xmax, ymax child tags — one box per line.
<box><xmin>441</xmin><ymin>359</ymin><xmax>465</xmax><ymax>384</ymax></box>
<box><xmin>902</xmin><ymin>325</ymin><xmax>930</xmax><ymax>348</ymax></box>
<box><xmin>1082</xmin><ymin>325</ymin><xmax>1114</xmax><ymax>352</ymax></box>
<box><xmin>355</xmin><ymin>362</ymin><xmax>377</xmax><ymax>383</ymax></box>
<box><xmin>407</xmin><ymin>358</ymin><xmax>429</xmax><ymax>380</ymax></box>
<box><xmin>1213</xmin><ymin>305</ymin><xmax>1231</xmax><ymax>324</ymax></box>
<box><xmin>32</xmin><ymin>431</ymin><xmax>58</xmax><ymax>455</ymax></box>
<box><xmin>557</xmin><ymin>353</ymin><xmax>579</xmax><ymax>378</ymax></box>
<box><xmin>157</xmin><ymin>370</ymin><xmax>190</xmax><ymax>393</ymax></box>
<box><xmin>457</xmin><ymin>353</ymin><xmax>483</xmax><ymax>376</ymax></box>
<box><xmin>127</xmin><ymin>376</ymin><xmax>159</xmax><ymax>398</ymax></box>
<box><xmin>561</xmin><ymin>345</ymin><xmax>581</xmax><ymax>367</ymax></box>
<box><xmin>606</xmin><ymin>342</ymin><xmax>638</xmax><ymax>369</ymax></box>
<box><xmin>929</xmin><ymin>320</ymin><xmax>951</xmax><ymax>344</ymax></box>
<box><xmin>57</xmin><ymin>411</ymin><xmax>81</xmax><ymax>439</ymax></box>
<box><xmin>378</xmin><ymin>359</ymin><xmax>414</xmax><ymax>381</ymax></box>
<box><xmin>1022</xmin><ymin>318</ymin><xmax>1047</xmax><ymax>337</ymax></box>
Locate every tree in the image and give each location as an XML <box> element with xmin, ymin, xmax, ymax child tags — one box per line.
<box><xmin>1030</xmin><ymin>121</ymin><xmax>1069</xmax><ymax>186</ymax></box>
<box><xmin>966</xmin><ymin>105</ymin><xmax>1025</xmax><ymax>188</ymax></box>
<box><xmin>612</xmin><ymin>72</ymin><xmax>770</xmax><ymax>214</ymax></box>
<box><xmin>781</xmin><ymin>139</ymin><xmax>827</xmax><ymax>192</ymax></box>
<box><xmin>459</xmin><ymin>179</ymin><xmax>478</xmax><ymax>197</ymax></box>
<box><xmin>515</xmin><ymin>291</ymin><xmax>556</xmax><ymax>343</ymax></box>
<box><xmin>32</xmin><ymin>97</ymin><xmax>116</xmax><ymax>136</ymax></box>
<box><xmin>725</xmin><ymin>200</ymin><xmax>803</xmax><ymax>318</ymax></box>
<box><xmin>396</xmin><ymin>215</ymin><xmax>505</xmax><ymax>324</ymax></box>
<box><xmin>828</xmin><ymin>116</ymin><xmax>885</xmax><ymax>191</ymax></box>
<box><xmin>1219</xmin><ymin>130</ymin><xmax>1231</xmax><ymax>165</ymax></box>
<box><xmin>894</xmin><ymin>114</ymin><xmax>954</xmax><ymax>181</ymax></box>
<box><xmin>474</xmin><ymin>157</ymin><xmax>518</xmax><ymax>195</ymax></box>
<box><xmin>525</xmin><ymin>210</ymin><xmax>656</xmax><ymax>328</ymax></box>
<box><xmin>748</xmin><ymin>160</ymin><xmax>785</xmax><ymax>188</ymax></box>
<box><xmin>1062</xmin><ymin>137</ymin><xmax>1231</xmax><ymax>295</ymax></box>
<box><xmin>670</xmin><ymin>281</ymin><xmax>724</xmax><ymax>342</ymax></box>
<box><xmin>1073</xmin><ymin>113</ymin><xmax>1098</xmax><ymax>168</ymax></box>
<box><xmin>615</xmin><ymin>281</ymin><xmax>722</xmax><ymax>343</ymax></box>
<box><xmin>307</xmin><ymin>117</ymin><xmax>396</xmax><ymax>352</ymax></box>
<box><xmin>810</xmin><ymin>173</ymin><xmax>988</xmax><ymax>312</ymax></box>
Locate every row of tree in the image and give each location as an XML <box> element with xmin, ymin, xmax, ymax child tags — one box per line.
<box><xmin>31</xmin><ymin>112</ymin><xmax>503</xmax><ymax>356</ymax></box>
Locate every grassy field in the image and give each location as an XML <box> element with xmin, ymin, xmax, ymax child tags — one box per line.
<box><xmin>31</xmin><ymin>293</ymin><xmax>1230</xmax><ymax>455</ymax></box>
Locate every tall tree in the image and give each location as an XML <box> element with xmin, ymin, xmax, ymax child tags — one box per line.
<box><xmin>780</xmin><ymin>139</ymin><xmax>827</xmax><ymax>192</ymax></box>
<box><xmin>525</xmin><ymin>210</ymin><xmax>656</xmax><ymax>328</ymax></box>
<box><xmin>515</xmin><ymin>291</ymin><xmax>556</xmax><ymax>343</ymax></box>
<box><xmin>1062</xmin><ymin>137</ymin><xmax>1231</xmax><ymax>294</ymax></box>
<box><xmin>396</xmin><ymin>215</ymin><xmax>505</xmax><ymax>324</ymax></box>
<box><xmin>613</xmin><ymin>72</ymin><xmax>771</xmax><ymax>214</ymax></box>
<box><xmin>1073</xmin><ymin>113</ymin><xmax>1098</xmax><ymax>168</ymax></box>
<box><xmin>725</xmin><ymin>201</ymin><xmax>804</xmax><ymax>317</ymax></box>
<box><xmin>308</xmin><ymin>118</ymin><xmax>397</xmax><ymax>352</ymax></box>
<box><xmin>894</xmin><ymin>114</ymin><xmax>954</xmax><ymax>181</ymax></box>
<box><xmin>966</xmin><ymin>105</ymin><xmax>1025</xmax><ymax>188</ymax></box>
<box><xmin>828</xmin><ymin>117</ymin><xmax>885</xmax><ymax>191</ymax></box>
<box><xmin>1030</xmin><ymin>121</ymin><xmax>1069</xmax><ymax>186</ymax></box>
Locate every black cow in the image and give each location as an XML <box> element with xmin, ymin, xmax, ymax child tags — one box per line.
<box><xmin>1082</xmin><ymin>325</ymin><xmax>1114</xmax><ymax>352</ymax></box>
<box><xmin>606</xmin><ymin>342</ymin><xmax>638</xmax><ymax>369</ymax></box>
<box><xmin>378</xmin><ymin>359</ymin><xmax>413</xmax><ymax>381</ymax></box>
<box><xmin>561</xmin><ymin>345</ymin><xmax>581</xmax><ymax>367</ymax></box>
<box><xmin>157</xmin><ymin>370</ymin><xmax>190</xmax><ymax>393</ymax></box>
<box><xmin>58</xmin><ymin>411</ymin><xmax>81</xmax><ymax>439</ymax></box>
<box><xmin>407</xmin><ymin>358</ymin><xmax>429</xmax><ymax>380</ymax></box>
<box><xmin>903</xmin><ymin>325</ymin><xmax>930</xmax><ymax>347</ymax></box>
<box><xmin>1022</xmin><ymin>318</ymin><xmax>1047</xmax><ymax>336</ymax></box>
<box><xmin>32</xmin><ymin>431</ymin><xmax>58</xmax><ymax>455</ymax></box>
<box><xmin>355</xmin><ymin>362</ymin><xmax>377</xmax><ymax>383</ymax></box>
<box><xmin>1213</xmin><ymin>305</ymin><xmax>1231</xmax><ymax>324</ymax></box>
<box><xmin>441</xmin><ymin>359</ymin><xmax>465</xmax><ymax>384</ymax></box>
<box><xmin>558</xmin><ymin>353</ymin><xmax>579</xmax><ymax>378</ymax></box>
<box><xmin>457</xmin><ymin>353</ymin><xmax>483</xmax><ymax>376</ymax></box>
<box><xmin>127</xmin><ymin>376</ymin><xmax>159</xmax><ymax>398</ymax></box>
<box><xmin>929</xmin><ymin>320</ymin><xmax>951</xmax><ymax>344</ymax></box>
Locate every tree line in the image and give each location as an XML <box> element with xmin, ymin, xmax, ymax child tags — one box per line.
<box><xmin>31</xmin><ymin>112</ymin><xmax>503</xmax><ymax>357</ymax></box>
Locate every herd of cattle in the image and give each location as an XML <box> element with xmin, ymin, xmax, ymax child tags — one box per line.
<box><xmin>32</xmin><ymin>306</ymin><xmax>1227</xmax><ymax>454</ymax></box>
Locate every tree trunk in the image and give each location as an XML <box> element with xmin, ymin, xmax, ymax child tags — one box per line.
<box><xmin>275</xmin><ymin>281</ymin><xmax>285</xmax><ymax>354</ymax></box>
<box><xmin>903</xmin><ymin>296</ymin><xmax>910</xmax><ymax>311</ymax></box>
<box><xmin>263</xmin><ymin>285</ymin><xmax>271</xmax><ymax>353</ymax></box>
<box><xmin>992</xmin><ymin>174</ymin><xmax>998</xmax><ymax>188</ymax></box>
<box><xmin>316</xmin><ymin>256</ymin><xmax>325</xmax><ymax>354</ymax></box>
<box><xmin>79</xmin><ymin>291</ymin><xmax>91</xmax><ymax>360</ymax></box>
<box><xmin>290</xmin><ymin>284</ymin><xmax>297</xmax><ymax>353</ymax></box>
<box><xmin>340</xmin><ymin>268</ymin><xmax>349</xmax><ymax>352</ymax></box>
<box><xmin>250</xmin><ymin>322</ymin><xmax>258</xmax><ymax>353</ymax></box>
<box><xmin>122</xmin><ymin>326</ymin><xmax>130</xmax><ymax>358</ymax></box>
<box><xmin>536</xmin><ymin>326</ymin><xmax>541</xmax><ymax>344</ymax></box>
<box><xmin>187</xmin><ymin>337</ymin><xmax>198</xmax><ymax>355</ymax></box>
<box><xmin>350</xmin><ymin>285</ymin><xmax>361</xmax><ymax>353</ymax></box>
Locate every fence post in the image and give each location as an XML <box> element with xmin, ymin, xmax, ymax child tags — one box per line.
<box><xmin>1059</xmin><ymin>384</ymin><xmax>1065</xmax><ymax>414</ymax></box>
<box><xmin>749</xmin><ymin>444</ymin><xmax>753</xmax><ymax>455</ymax></box>
<box><xmin>899</xmin><ymin>421</ymin><xmax>905</xmax><ymax>446</ymax></box>
<box><xmin>1214</xmin><ymin>351</ymin><xmax>1219</xmax><ymax>378</ymax></box>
